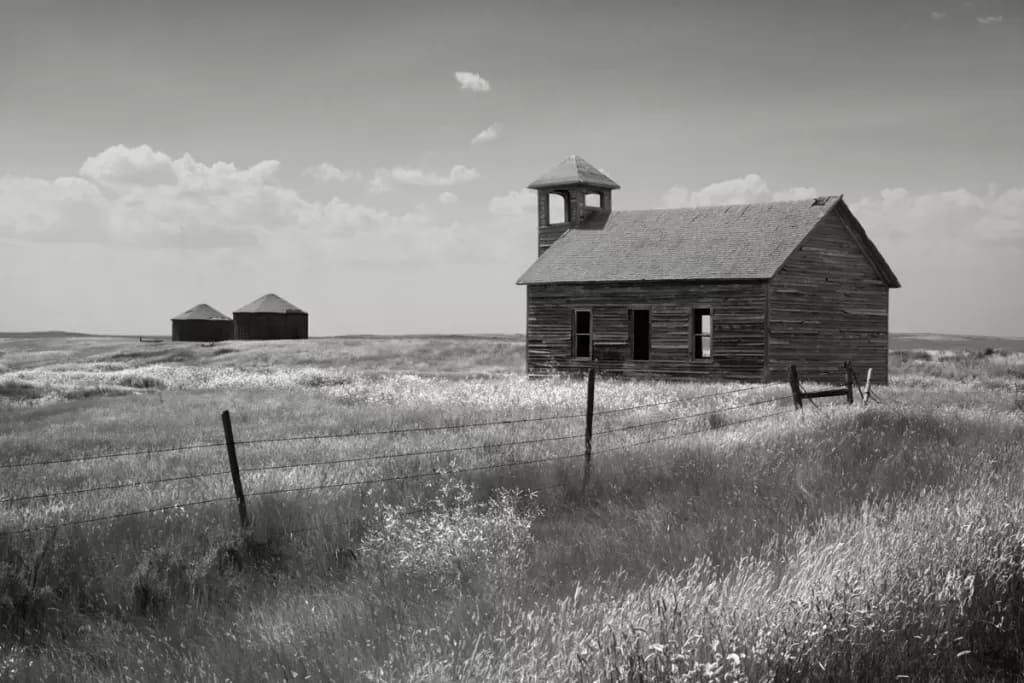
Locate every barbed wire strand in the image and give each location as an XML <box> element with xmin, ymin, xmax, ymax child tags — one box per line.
<box><xmin>274</xmin><ymin>410</ymin><xmax>786</xmax><ymax>537</ymax></box>
<box><xmin>593</xmin><ymin>408</ymin><xmax>793</xmax><ymax>458</ymax></box>
<box><xmin>0</xmin><ymin>440</ymin><xmax>224</xmax><ymax>471</ymax></box>
<box><xmin>230</xmin><ymin>385</ymin><xmax>771</xmax><ymax>447</ymax></box>
<box><xmin>241</xmin><ymin>430</ymin><xmax>585</xmax><ymax>474</ymax></box>
<box><xmin>247</xmin><ymin>451</ymin><xmax>584</xmax><ymax>501</ymax></box>
<box><xmin>0</xmin><ymin>384</ymin><xmax>779</xmax><ymax>472</ymax></box>
<box><xmin>592</xmin><ymin>394</ymin><xmax>788</xmax><ymax>437</ymax></box>
<box><xmin>589</xmin><ymin>384</ymin><xmax>766</xmax><ymax>416</ymax></box>
<box><xmin>0</xmin><ymin>495</ymin><xmax>236</xmax><ymax>538</ymax></box>
<box><xmin>238</xmin><ymin>394</ymin><xmax>786</xmax><ymax>475</ymax></box>
<box><xmin>0</xmin><ymin>469</ymin><xmax>233</xmax><ymax>506</ymax></box>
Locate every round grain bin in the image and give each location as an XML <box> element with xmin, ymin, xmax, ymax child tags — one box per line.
<box><xmin>171</xmin><ymin>304</ymin><xmax>234</xmax><ymax>342</ymax></box>
<box><xmin>232</xmin><ymin>293</ymin><xmax>308</xmax><ymax>340</ymax></box>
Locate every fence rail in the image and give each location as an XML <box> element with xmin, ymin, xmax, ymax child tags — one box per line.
<box><xmin>0</xmin><ymin>361</ymin><xmax>878</xmax><ymax>540</ymax></box>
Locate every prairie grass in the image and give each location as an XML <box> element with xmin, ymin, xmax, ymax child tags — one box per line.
<box><xmin>1</xmin><ymin>335</ymin><xmax>1023</xmax><ymax>681</ymax></box>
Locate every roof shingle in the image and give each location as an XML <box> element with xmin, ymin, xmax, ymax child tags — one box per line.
<box><xmin>517</xmin><ymin>196</ymin><xmax>874</xmax><ymax>284</ymax></box>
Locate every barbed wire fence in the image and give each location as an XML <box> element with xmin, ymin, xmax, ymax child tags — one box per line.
<box><xmin>0</xmin><ymin>362</ymin><xmax>875</xmax><ymax>545</ymax></box>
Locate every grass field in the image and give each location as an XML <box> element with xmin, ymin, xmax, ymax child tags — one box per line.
<box><xmin>1</xmin><ymin>334</ymin><xmax>1023</xmax><ymax>681</ymax></box>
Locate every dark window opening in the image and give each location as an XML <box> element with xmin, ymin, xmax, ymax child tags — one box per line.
<box><xmin>573</xmin><ymin>310</ymin><xmax>592</xmax><ymax>358</ymax></box>
<box><xmin>629</xmin><ymin>308</ymin><xmax>650</xmax><ymax>361</ymax></box>
<box><xmin>693</xmin><ymin>308</ymin><xmax>712</xmax><ymax>359</ymax></box>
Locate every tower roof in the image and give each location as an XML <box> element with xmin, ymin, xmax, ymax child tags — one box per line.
<box><xmin>234</xmin><ymin>293</ymin><xmax>306</xmax><ymax>315</ymax></box>
<box><xmin>527</xmin><ymin>155</ymin><xmax>620</xmax><ymax>190</ymax></box>
<box><xmin>171</xmin><ymin>304</ymin><xmax>231</xmax><ymax>321</ymax></box>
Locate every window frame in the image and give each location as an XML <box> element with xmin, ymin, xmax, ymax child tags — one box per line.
<box><xmin>628</xmin><ymin>306</ymin><xmax>651</xmax><ymax>361</ymax></box>
<box><xmin>692</xmin><ymin>307</ymin><xmax>713</xmax><ymax>361</ymax></box>
<box><xmin>571</xmin><ymin>308</ymin><xmax>593</xmax><ymax>359</ymax></box>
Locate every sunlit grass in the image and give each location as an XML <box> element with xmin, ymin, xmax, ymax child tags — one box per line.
<box><xmin>1</xmin><ymin>335</ymin><xmax>1023</xmax><ymax>681</ymax></box>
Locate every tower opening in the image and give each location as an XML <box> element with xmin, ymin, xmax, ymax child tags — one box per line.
<box><xmin>548</xmin><ymin>192</ymin><xmax>568</xmax><ymax>225</ymax></box>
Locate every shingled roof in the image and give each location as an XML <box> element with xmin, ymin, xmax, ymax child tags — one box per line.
<box><xmin>234</xmin><ymin>293</ymin><xmax>306</xmax><ymax>315</ymax></box>
<box><xmin>517</xmin><ymin>196</ymin><xmax>900</xmax><ymax>286</ymax></box>
<box><xmin>171</xmin><ymin>304</ymin><xmax>230</xmax><ymax>321</ymax></box>
<box><xmin>528</xmin><ymin>155</ymin><xmax>620</xmax><ymax>190</ymax></box>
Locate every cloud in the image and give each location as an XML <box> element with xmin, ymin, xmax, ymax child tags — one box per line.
<box><xmin>850</xmin><ymin>185</ymin><xmax>1024</xmax><ymax>245</ymax></box>
<box><xmin>0</xmin><ymin>144</ymin><xmax>523</xmax><ymax>266</ymax></box>
<box><xmin>454</xmin><ymin>71</ymin><xmax>491</xmax><ymax>92</ymax></box>
<box><xmin>471</xmin><ymin>123</ymin><xmax>502</xmax><ymax>144</ymax></box>
<box><xmin>369</xmin><ymin>164</ymin><xmax>479</xmax><ymax>192</ymax></box>
<box><xmin>304</xmin><ymin>163</ymin><xmax>361</xmax><ymax>183</ymax></box>
<box><xmin>930</xmin><ymin>10</ymin><xmax>946</xmax><ymax>19</ymax></box>
<box><xmin>80</xmin><ymin>144</ymin><xmax>180</xmax><ymax>186</ymax></box>
<box><xmin>977</xmin><ymin>15</ymin><xmax>1003</xmax><ymax>23</ymax></box>
<box><xmin>0</xmin><ymin>144</ymin><xmax>421</xmax><ymax>249</ymax></box>
<box><xmin>661</xmin><ymin>174</ymin><xmax>818</xmax><ymax>208</ymax></box>
<box><xmin>488</xmin><ymin>188</ymin><xmax>535</xmax><ymax>216</ymax></box>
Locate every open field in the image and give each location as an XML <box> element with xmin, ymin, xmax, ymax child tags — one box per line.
<box><xmin>1</xmin><ymin>334</ymin><xmax>1024</xmax><ymax>681</ymax></box>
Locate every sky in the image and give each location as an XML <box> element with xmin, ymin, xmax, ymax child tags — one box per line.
<box><xmin>0</xmin><ymin>0</ymin><xmax>1022</xmax><ymax>337</ymax></box>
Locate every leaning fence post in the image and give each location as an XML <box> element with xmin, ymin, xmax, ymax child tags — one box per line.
<box><xmin>863</xmin><ymin>368</ymin><xmax>873</xmax><ymax>406</ymax></box>
<box><xmin>221</xmin><ymin>410</ymin><xmax>249</xmax><ymax>528</ymax></box>
<box><xmin>844</xmin><ymin>361</ymin><xmax>855</xmax><ymax>405</ymax></box>
<box><xmin>581</xmin><ymin>364</ymin><xmax>596</xmax><ymax>495</ymax></box>
<box><xmin>788</xmin><ymin>365</ymin><xmax>803</xmax><ymax>410</ymax></box>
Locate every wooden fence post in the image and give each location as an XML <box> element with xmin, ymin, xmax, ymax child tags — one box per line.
<box><xmin>581</xmin><ymin>364</ymin><xmax>596</xmax><ymax>495</ymax></box>
<box><xmin>221</xmin><ymin>410</ymin><xmax>249</xmax><ymax>528</ymax></box>
<box><xmin>863</xmin><ymin>368</ymin><xmax>873</xmax><ymax>406</ymax></box>
<box><xmin>844</xmin><ymin>361</ymin><xmax>855</xmax><ymax>405</ymax></box>
<box><xmin>788</xmin><ymin>364</ymin><xmax>803</xmax><ymax>411</ymax></box>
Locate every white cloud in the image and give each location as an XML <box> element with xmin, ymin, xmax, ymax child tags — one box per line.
<box><xmin>0</xmin><ymin>144</ymin><xmax>521</xmax><ymax>266</ymax></box>
<box><xmin>488</xmin><ymin>188</ymin><xmax>535</xmax><ymax>216</ymax></box>
<box><xmin>930</xmin><ymin>10</ymin><xmax>946</xmax><ymax>19</ymax></box>
<box><xmin>79</xmin><ymin>144</ymin><xmax>180</xmax><ymax>186</ymax></box>
<box><xmin>304</xmin><ymin>163</ymin><xmax>361</xmax><ymax>184</ymax></box>
<box><xmin>438</xmin><ymin>191</ymin><xmax>459</xmax><ymax>205</ymax></box>
<box><xmin>369</xmin><ymin>164</ymin><xmax>479</xmax><ymax>192</ymax></box>
<box><xmin>977</xmin><ymin>15</ymin><xmax>1003</xmax><ymax>23</ymax></box>
<box><xmin>471</xmin><ymin>123</ymin><xmax>502</xmax><ymax>144</ymax></box>
<box><xmin>851</xmin><ymin>185</ymin><xmax>1024</xmax><ymax>245</ymax></box>
<box><xmin>661</xmin><ymin>174</ymin><xmax>818</xmax><ymax>208</ymax></box>
<box><xmin>659</xmin><ymin>173</ymin><xmax>1023</xmax><ymax>246</ymax></box>
<box><xmin>454</xmin><ymin>71</ymin><xmax>491</xmax><ymax>92</ymax></box>
<box><xmin>0</xmin><ymin>144</ymin><xmax>433</xmax><ymax>249</ymax></box>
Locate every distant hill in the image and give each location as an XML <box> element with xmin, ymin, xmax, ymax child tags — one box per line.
<box><xmin>0</xmin><ymin>331</ymin><xmax>99</xmax><ymax>339</ymax></box>
<box><xmin>1</xmin><ymin>330</ymin><xmax>1019</xmax><ymax>353</ymax></box>
<box><xmin>891</xmin><ymin>333</ymin><xmax>1024</xmax><ymax>354</ymax></box>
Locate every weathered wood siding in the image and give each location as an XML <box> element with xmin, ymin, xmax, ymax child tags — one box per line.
<box><xmin>171</xmin><ymin>319</ymin><xmax>233</xmax><ymax>342</ymax></box>
<box><xmin>526</xmin><ymin>282</ymin><xmax>768</xmax><ymax>381</ymax></box>
<box><xmin>538</xmin><ymin>224</ymin><xmax>570</xmax><ymax>256</ymax></box>
<box><xmin>767</xmin><ymin>211</ymin><xmax>890</xmax><ymax>384</ymax></box>
<box><xmin>233</xmin><ymin>313</ymin><xmax>309</xmax><ymax>340</ymax></box>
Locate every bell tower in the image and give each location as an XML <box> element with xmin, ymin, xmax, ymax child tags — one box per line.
<box><xmin>528</xmin><ymin>155</ymin><xmax>619</xmax><ymax>256</ymax></box>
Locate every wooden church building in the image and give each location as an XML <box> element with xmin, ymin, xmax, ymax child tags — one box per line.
<box><xmin>516</xmin><ymin>155</ymin><xmax>900</xmax><ymax>383</ymax></box>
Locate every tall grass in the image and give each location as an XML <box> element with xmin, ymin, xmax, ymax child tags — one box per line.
<box><xmin>1</xmin><ymin>336</ymin><xmax>1023</xmax><ymax>680</ymax></box>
